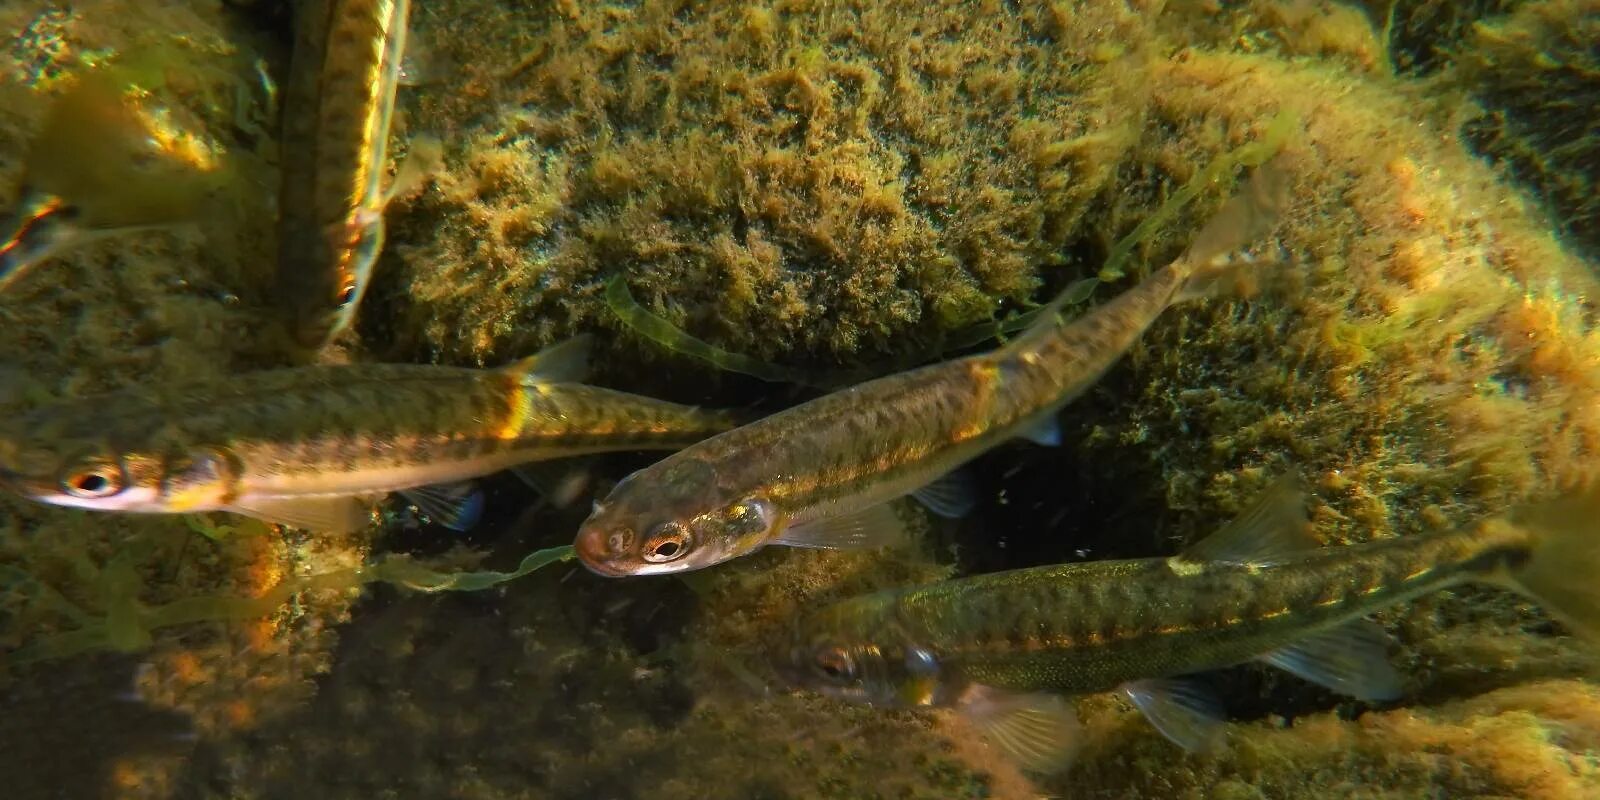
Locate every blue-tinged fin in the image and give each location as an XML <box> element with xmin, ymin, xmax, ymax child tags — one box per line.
<box><xmin>399</xmin><ymin>481</ymin><xmax>485</xmax><ymax>531</ymax></box>
<box><xmin>1120</xmin><ymin>677</ymin><xmax>1226</xmax><ymax>753</ymax></box>
<box><xmin>1015</xmin><ymin>413</ymin><xmax>1062</xmax><ymax>447</ymax></box>
<box><xmin>773</xmin><ymin>503</ymin><xmax>904</xmax><ymax>549</ymax></box>
<box><xmin>958</xmin><ymin>684</ymin><xmax>1082</xmax><ymax>775</ymax></box>
<box><xmin>226</xmin><ymin>496</ymin><xmax>373</xmax><ymax>533</ymax></box>
<box><xmin>506</xmin><ymin>334</ymin><xmax>594</xmax><ymax>384</ymax></box>
<box><xmin>1179</xmin><ymin>475</ymin><xmax>1316</xmax><ymax>566</ymax></box>
<box><xmin>1259</xmin><ymin>619</ymin><xmax>1403</xmax><ymax>702</ymax></box>
<box><xmin>911</xmin><ymin>469</ymin><xmax>978</xmax><ymax>518</ymax></box>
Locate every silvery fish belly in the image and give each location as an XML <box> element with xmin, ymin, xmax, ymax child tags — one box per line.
<box><xmin>573</xmin><ymin>162</ymin><xmax>1292</xmax><ymax>577</ymax></box>
<box><xmin>781</xmin><ymin>478</ymin><xmax>1600</xmax><ymax>775</ymax></box>
<box><xmin>0</xmin><ymin>338</ymin><xmax>738</xmax><ymax>533</ymax></box>
<box><xmin>277</xmin><ymin>0</ymin><xmax>413</xmax><ymax>350</ymax></box>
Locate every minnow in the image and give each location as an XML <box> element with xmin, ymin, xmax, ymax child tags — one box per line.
<box><xmin>0</xmin><ymin>338</ymin><xmax>739</xmax><ymax>532</ymax></box>
<box><xmin>779</xmin><ymin>478</ymin><xmax>1600</xmax><ymax>773</ymax></box>
<box><xmin>574</xmin><ymin>162</ymin><xmax>1292</xmax><ymax>576</ymax></box>
<box><xmin>277</xmin><ymin>0</ymin><xmax>429</xmax><ymax>350</ymax></box>
<box><xmin>0</xmin><ymin>64</ymin><xmax>225</xmax><ymax>290</ymax></box>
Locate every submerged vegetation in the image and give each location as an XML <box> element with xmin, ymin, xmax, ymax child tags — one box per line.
<box><xmin>0</xmin><ymin>0</ymin><xmax>1598</xmax><ymax>798</ymax></box>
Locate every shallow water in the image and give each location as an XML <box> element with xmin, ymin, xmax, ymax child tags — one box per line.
<box><xmin>2</xmin><ymin>1</ymin><xmax>1598</xmax><ymax>798</ymax></box>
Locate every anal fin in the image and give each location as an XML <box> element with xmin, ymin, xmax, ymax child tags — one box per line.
<box><xmin>1259</xmin><ymin>619</ymin><xmax>1403</xmax><ymax>702</ymax></box>
<box><xmin>772</xmin><ymin>503</ymin><xmax>905</xmax><ymax>550</ymax></box>
<box><xmin>1120</xmin><ymin>677</ymin><xmax>1225</xmax><ymax>753</ymax></box>
<box><xmin>911</xmin><ymin>469</ymin><xmax>978</xmax><ymax>518</ymax></box>
<box><xmin>226</xmin><ymin>496</ymin><xmax>373</xmax><ymax>533</ymax></box>
<box><xmin>958</xmin><ymin>685</ymin><xmax>1082</xmax><ymax>774</ymax></box>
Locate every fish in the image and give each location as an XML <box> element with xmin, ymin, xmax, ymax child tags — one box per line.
<box><xmin>0</xmin><ymin>337</ymin><xmax>740</xmax><ymax>533</ymax></box>
<box><xmin>777</xmin><ymin>477</ymin><xmax>1600</xmax><ymax>773</ymax></box>
<box><xmin>573</xmin><ymin>162</ymin><xmax>1292</xmax><ymax>576</ymax></box>
<box><xmin>276</xmin><ymin>0</ymin><xmax>428</xmax><ymax>350</ymax></box>
<box><xmin>0</xmin><ymin>62</ymin><xmax>226</xmax><ymax>291</ymax></box>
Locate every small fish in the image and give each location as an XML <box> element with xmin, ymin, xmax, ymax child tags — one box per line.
<box><xmin>574</xmin><ymin>163</ymin><xmax>1292</xmax><ymax>576</ymax></box>
<box><xmin>277</xmin><ymin>0</ymin><xmax>429</xmax><ymax>350</ymax></box>
<box><xmin>0</xmin><ymin>63</ymin><xmax>226</xmax><ymax>290</ymax></box>
<box><xmin>0</xmin><ymin>337</ymin><xmax>739</xmax><ymax>533</ymax></box>
<box><xmin>778</xmin><ymin>478</ymin><xmax>1600</xmax><ymax>773</ymax></box>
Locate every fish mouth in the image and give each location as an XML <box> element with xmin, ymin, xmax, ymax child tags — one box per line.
<box><xmin>573</xmin><ymin>530</ymin><xmax>631</xmax><ymax>577</ymax></box>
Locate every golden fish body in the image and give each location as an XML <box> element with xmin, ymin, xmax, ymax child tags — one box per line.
<box><xmin>276</xmin><ymin>0</ymin><xmax>411</xmax><ymax>349</ymax></box>
<box><xmin>574</xmin><ymin>165</ymin><xmax>1291</xmax><ymax>576</ymax></box>
<box><xmin>0</xmin><ymin>343</ymin><xmax>738</xmax><ymax>532</ymax></box>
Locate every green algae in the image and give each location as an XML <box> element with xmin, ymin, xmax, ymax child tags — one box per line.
<box><xmin>1099</xmin><ymin>109</ymin><xmax>1300</xmax><ymax>282</ymax></box>
<box><xmin>3</xmin><ymin>543</ymin><xmax>575</xmax><ymax>667</ymax></box>
<box><xmin>605</xmin><ymin>273</ymin><xmax>820</xmax><ymax>386</ymax></box>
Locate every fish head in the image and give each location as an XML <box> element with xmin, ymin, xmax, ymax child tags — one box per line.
<box><xmin>0</xmin><ymin>438</ymin><xmax>168</xmax><ymax>513</ymax></box>
<box><xmin>0</xmin><ymin>422</ymin><xmax>238</xmax><ymax>514</ymax></box>
<box><xmin>290</xmin><ymin>214</ymin><xmax>384</xmax><ymax>349</ymax></box>
<box><xmin>575</xmin><ymin>456</ymin><xmax>775</xmax><ymax>576</ymax></box>
<box><xmin>777</xmin><ymin>597</ymin><xmax>939</xmax><ymax>708</ymax></box>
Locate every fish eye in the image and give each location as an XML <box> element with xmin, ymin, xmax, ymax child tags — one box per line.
<box><xmin>63</xmin><ymin>460</ymin><xmax>124</xmax><ymax>498</ymax></box>
<box><xmin>642</xmin><ymin>522</ymin><xmax>691</xmax><ymax>563</ymax></box>
<box><xmin>813</xmin><ymin>646</ymin><xmax>855</xmax><ymax>682</ymax></box>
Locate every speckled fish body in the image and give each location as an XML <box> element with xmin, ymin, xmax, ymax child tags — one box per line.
<box><xmin>783</xmin><ymin>482</ymin><xmax>1598</xmax><ymax>769</ymax></box>
<box><xmin>796</xmin><ymin>521</ymin><xmax>1526</xmax><ymax>702</ymax></box>
<box><xmin>576</xmin><ymin>164</ymin><xmax>1291</xmax><ymax>575</ymax></box>
<box><xmin>673</xmin><ymin>258</ymin><xmax>1197</xmax><ymax>530</ymax></box>
<box><xmin>0</xmin><ymin>358</ymin><xmax>738</xmax><ymax>531</ymax></box>
<box><xmin>277</xmin><ymin>0</ymin><xmax>410</xmax><ymax>348</ymax></box>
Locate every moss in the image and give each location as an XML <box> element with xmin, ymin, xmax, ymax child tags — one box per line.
<box><xmin>376</xmin><ymin>0</ymin><xmax>1156</xmax><ymax>368</ymax></box>
<box><xmin>1452</xmin><ymin>0</ymin><xmax>1600</xmax><ymax>260</ymax></box>
<box><xmin>5</xmin><ymin>0</ymin><xmax>1600</xmax><ymax>797</ymax></box>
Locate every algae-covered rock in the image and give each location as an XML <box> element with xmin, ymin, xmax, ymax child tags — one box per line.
<box><xmin>377</xmin><ymin>0</ymin><xmax>1157</xmax><ymax>366</ymax></box>
<box><xmin>1454</xmin><ymin>0</ymin><xmax>1600</xmax><ymax>260</ymax></box>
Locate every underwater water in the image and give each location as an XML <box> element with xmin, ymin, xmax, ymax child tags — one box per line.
<box><xmin>1</xmin><ymin>0</ymin><xmax>1599</xmax><ymax>798</ymax></box>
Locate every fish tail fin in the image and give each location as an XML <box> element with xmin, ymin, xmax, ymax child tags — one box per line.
<box><xmin>0</xmin><ymin>191</ymin><xmax>82</xmax><ymax>291</ymax></box>
<box><xmin>1175</xmin><ymin>157</ymin><xmax>1293</xmax><ymax>304</ymax></box>
<box><xmin>382</xmin><ymin>134</ymin><xmax>444</xmax><ymax>207</ymax></box>
<box><xmin>1496</xmin><ymin>486</ymin><xmax>1600</xmax><ymax>641</ymax></box>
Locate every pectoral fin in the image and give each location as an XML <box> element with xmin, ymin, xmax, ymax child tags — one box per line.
<box><xmin>1120</xmin><ymin>677</ymin><xmax>1225</xmax><ymax>753</ymax></box>
<box><xmin>398</xmin><ymin>481</ymin><xmax>486</xmax><ymax>531</ymax></box>
<box><xmin>1259</xmin><ymin>619</ymin><xmax>1403</xmax><ymax>702</ymax></box>
<box><xmin>226</xmin><ymin>496</ymin><xmax>373</xmax><ymax>533</ymax></box>
<box><xmin>1015</xmin><ymin>413</ymin><xmax>1062</xmax><ymax>447</ymax></box>
<box><xmin>958</xmin><ymin>685</ymin><xmax>1082</xmax><ymax>774</ymax></box>
<box><xmin>772</xmin><ymin>503</ymin><xmax>904</xmax><ymax>550</ymax></box>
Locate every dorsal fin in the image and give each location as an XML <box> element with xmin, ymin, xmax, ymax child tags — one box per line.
<box><xmin>505</xmin><ymin>334</ymin><xmax>593</xmax><ymax>384</ymax></box>
<box><xmin>1180</xmin><ymin>475</ymin><xmax>1316</xmax><ymax>565</ymax></box>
